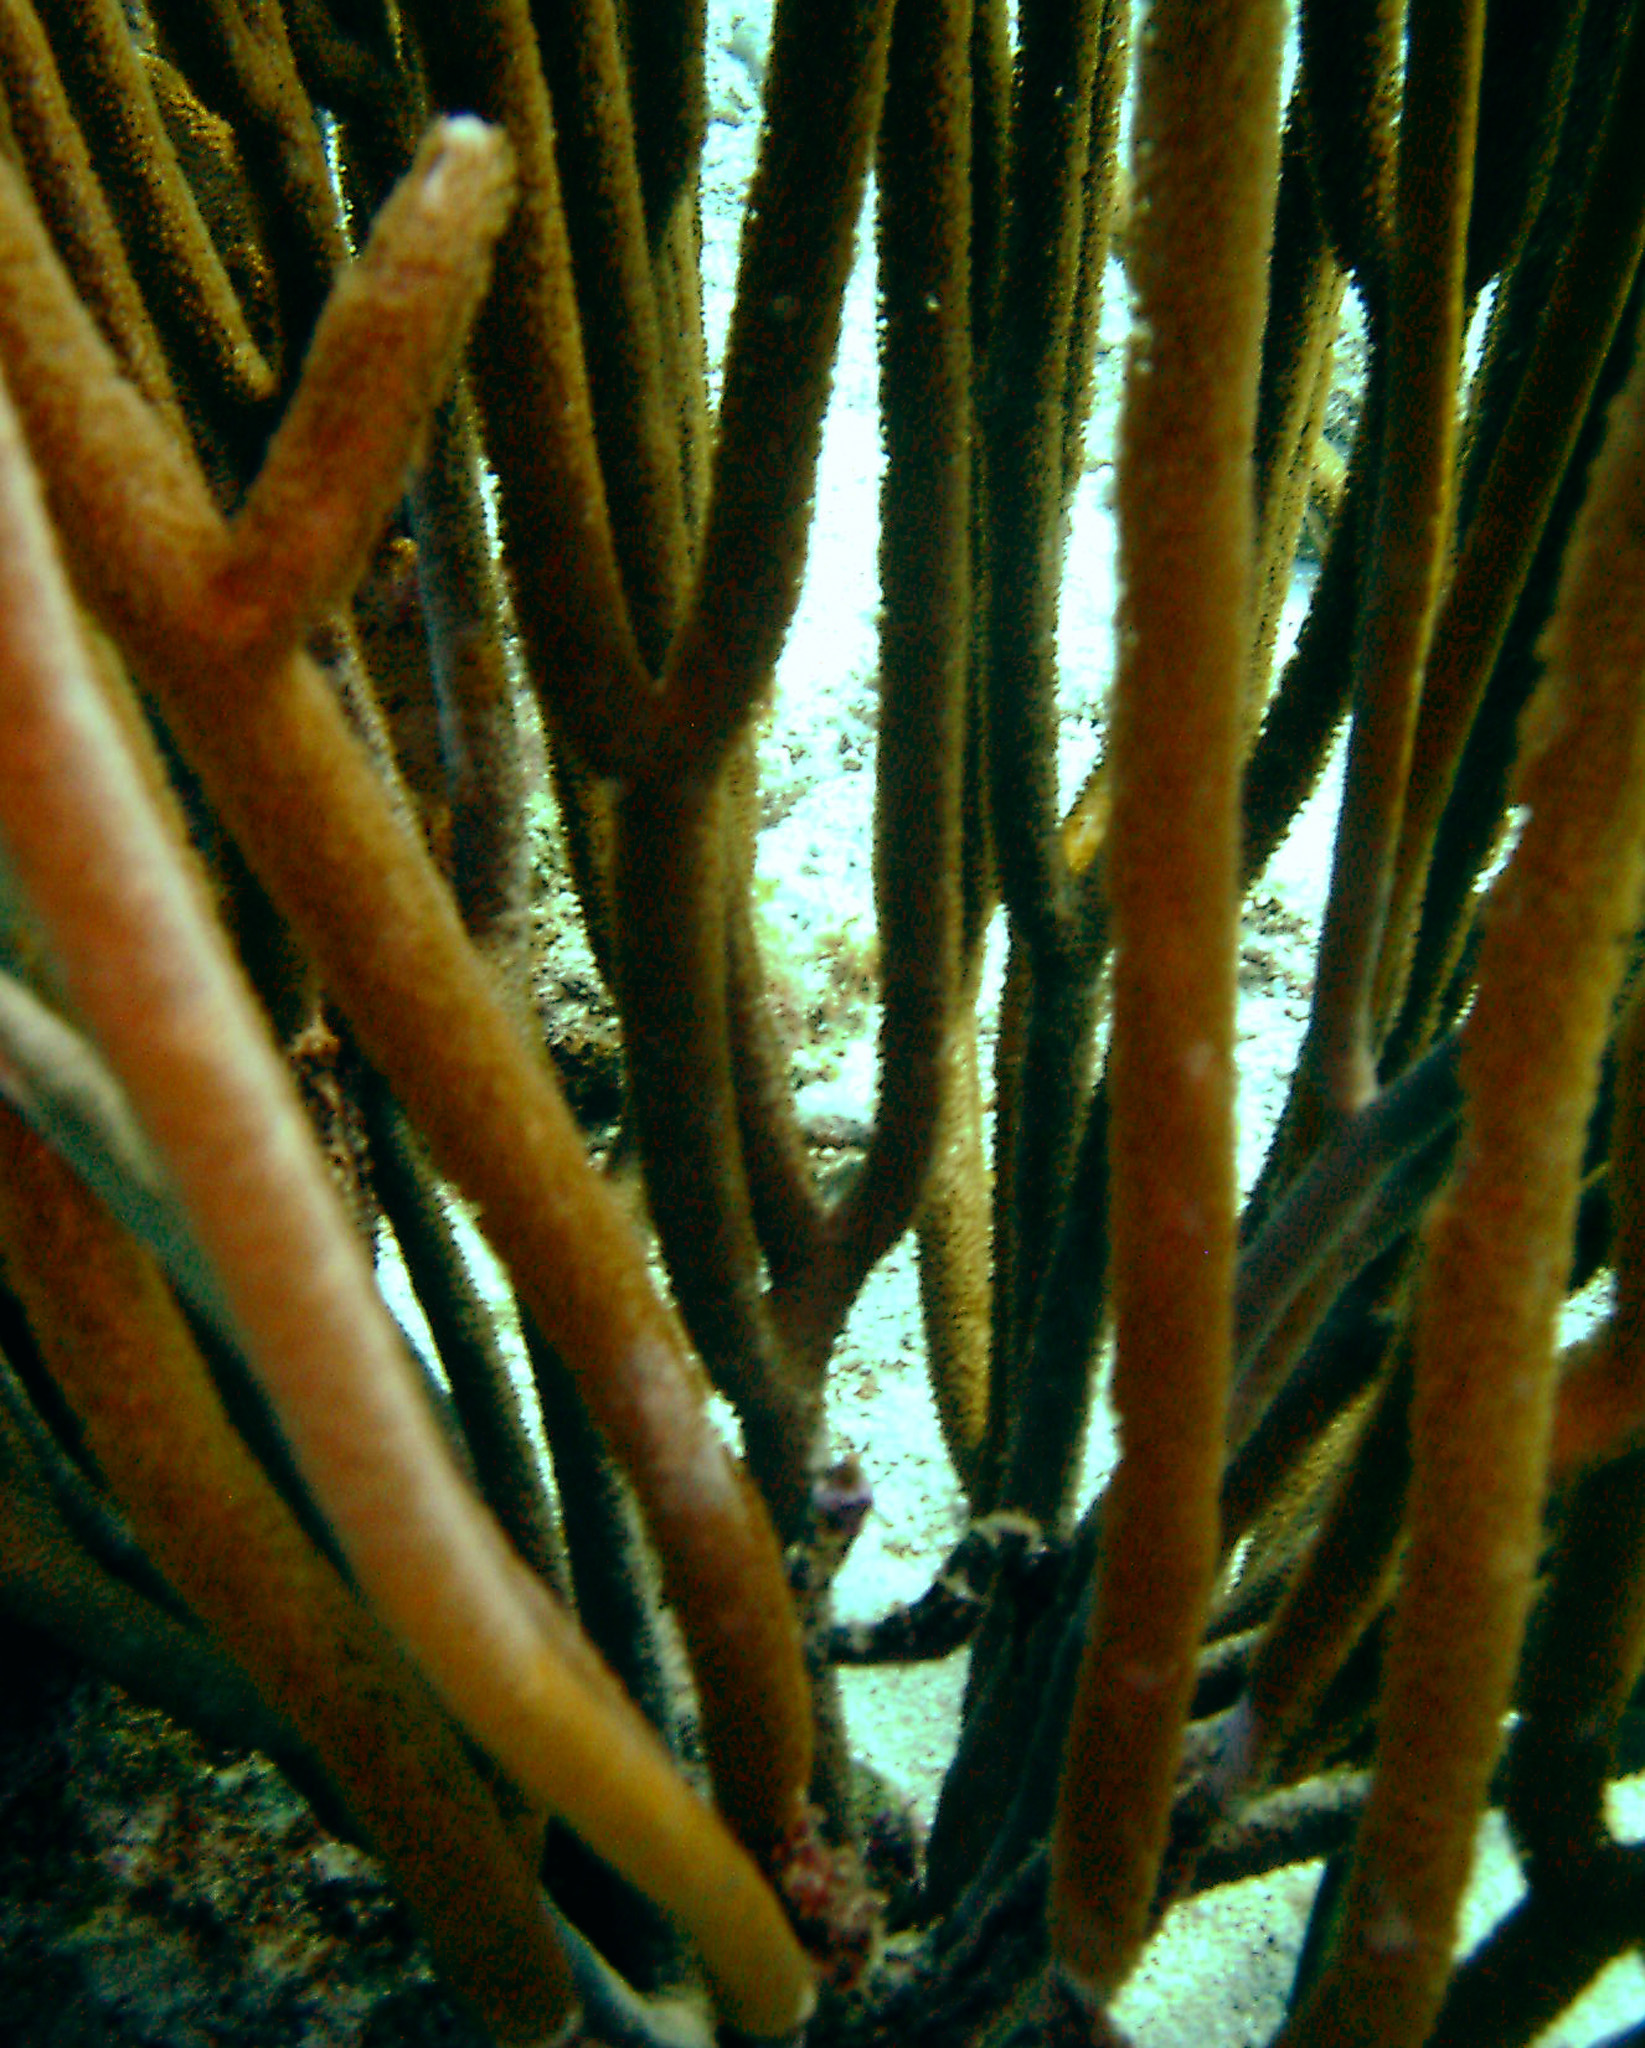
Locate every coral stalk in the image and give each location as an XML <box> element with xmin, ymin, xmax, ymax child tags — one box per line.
<box><xmin>404</xmin><ymin>0</ymin><xmax>660</xmax><ymax>779</ymax></box>
<box><xmin>1377</xmin><ymin>3</ymin><xmax>1645</xmax><ymax>1032</ymax></box>
<box><xmin>1048</xmin><ymin>0</ymin><xmax>1282</xmax><ymax>2000</ymax></box>
<box><xmin>0</xmin><ymin>114</ymin><xmax>814</xmax><ymax>1894</ymax></box>
<box><xmin>1279</xmin><ymin>275</ymin><xmax>1645</xmax><ymax>2048</ymax></box>
<box><xmin>0</xmin><ymin>1109</ymin><xmax>580</xmax><ymax>2047</ymax></box>
<box><xmin>0</xmin><ymin>213</ymin><xmax>813</xmax><ymax>2034</ymax></box>
<box><xmin>1295</xmin><ymin>0</ymin><xmax>1483</xmax><ymax>1131</ymax></box>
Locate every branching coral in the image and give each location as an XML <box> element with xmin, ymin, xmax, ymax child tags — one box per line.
<box><xmin>1</xmin><ymin>1</ymin><xmax>1644</xmax><ymax>2044</ymax></box>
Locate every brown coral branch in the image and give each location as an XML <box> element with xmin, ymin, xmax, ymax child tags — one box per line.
<box><xmin>406</xmin><ymin>390</ymin><xmax>534</xmax><ymax>952</ymax></box>
<box><xmin>1248</xmin><ymin>107</ymin><xmax>1345</xmax><ymax>705</ymax></box>
<box><xmin>0</xmin><ymin>132</ymin><xmax>815</xmax><ymax>2032</ymax></box>
<box><xmin>1047</xmin><ymin>0</ymin><xmax>1283</xmax><ymax>2000</ymax></box>
<box><xmin>0</xmin><ymin>1108</ymin><xmax>582</xmax><ymax>2047</ymax></box>
<box><xmin>214</xmin><ymin>122</ymin><xmax>517</xmax><ymax>657</ymax></box>
<box><xmin>915</xmin><ymin>1004</ymin><xmax>994</xmax><ymax>1499</ymax></box>
<box><xmin>1210</xmin><ymin>1355</ymin><xmax>1411</xmax><ymax>1825</ymax></box>
<box><xmin>1279</xmin><ymin>255</ymin><xmax>1645</xmax><ymax>2048</ymax></box>
<box><xmin>359</xmin><ymin>1066</ymin><xmax>566</xmax><ymax>1596</ymax></box>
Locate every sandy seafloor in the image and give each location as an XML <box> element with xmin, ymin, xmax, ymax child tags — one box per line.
<box><xmin>397</xmin><ymin>9</ymin><xmax>1644</xmax><ymax>2042</ymax></box>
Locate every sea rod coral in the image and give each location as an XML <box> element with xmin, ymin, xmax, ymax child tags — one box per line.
<box><xmin>0</xmin><ymin>1</ymin><xmax>1644</xmax><ymax>2044</ymax></box>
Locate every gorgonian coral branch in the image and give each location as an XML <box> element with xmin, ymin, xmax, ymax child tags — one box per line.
<box><xmin>0</xmin><ymin>119</ymin><xmax>815</xmax><ymax>2038</ymax></box>
<box><xmin>1048</xmin><ymin>0</ymin><xmax>1283</xmax><ymax>2001</ymax></box>
<box><xmin>1279</xmin><ymin>254</ymin><xmax>1645</xmax><ymax>2048</ymax></box>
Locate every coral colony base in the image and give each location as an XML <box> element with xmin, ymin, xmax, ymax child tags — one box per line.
<box><xmin>2</xmin><ymin>2</ymin><xmax>1645</xmax><ymax>2045</ymax></box>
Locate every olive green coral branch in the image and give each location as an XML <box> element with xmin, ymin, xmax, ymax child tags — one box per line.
<box><xmin>142</xmin><ymin>0</ymin><xmax>348</xmax><ymax>359</ymax></box>
<box><xmin>0</xmin><ymin>0</ymin><xmax>185</xmax><ymax>431</ymax></box>
<box><xmin>1376</xmin><ymin>2</ymin><xmax>1645</xmax><ymax>1039</ymax></box>
<box><xmin>530</xmin><ymin>0</ymin><xmax>691</xmax><ymax>673</ymax></box>
<box><xmin>654</xmin><ymin>0</ymin><xmax>894</xmax><ymax>780</ymax></box>
<box><xmin>41</xmin><ymin>0</ymin><xmax>274</xmax><ymax>412</ymax></box>
<box><xmin>0</xmin><ymin>1364</ymin><xmax>312</xmax><ymax>1775</ymax></box>
<box><xmin>611</xmin><ymin>0</ymin><xmax>905</xmax><ymax>1529</ymax></box>
<box><xmin>1292</xmin><ymin>0</ymin><xmax>1484</xmax><ymax>1137</ymax></box>
<box><xmin>404</xmin><ymin>0</ymin><xmax>662</xmax><ymax>780</ymax></box>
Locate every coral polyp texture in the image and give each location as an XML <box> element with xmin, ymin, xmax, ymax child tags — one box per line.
<box><xmin>0</xmin><ymin>1</ymin><xmax>1643</xmax><ymax>2044</ymax></box>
